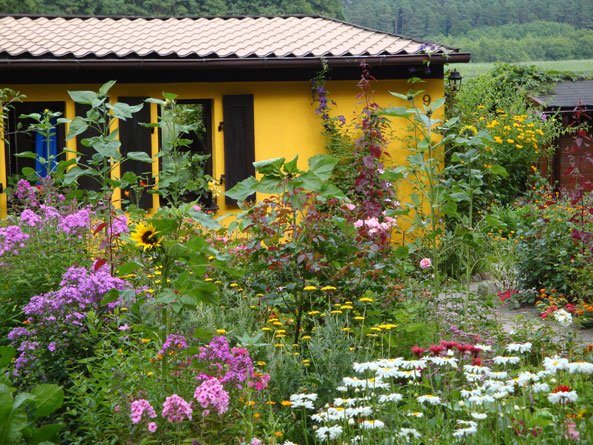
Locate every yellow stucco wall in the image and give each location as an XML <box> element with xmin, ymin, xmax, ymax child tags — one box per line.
<box><xmin>0</xmin><ymin>78</ymin><xmax>444</xmax><ymax>219</ymax></box>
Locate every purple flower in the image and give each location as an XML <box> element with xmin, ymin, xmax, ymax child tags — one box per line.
<box><xmin>59</xmin><ymin>208</ymin><xmax>91</xmax><ymax>234</ymax></box>
<box><xmin>20</xmin><ymin>209</ymin><xmax>41</xmax><ymax>227</ymax></box>
<box><xmin>0</xmin><ymin>225</ymin><xmax>29</xmax><ymax>256</ymax></box>
<box><xmin>159</xmin><ymin>334</ymin><xmax>188</xmax><ymax>356</ymax></box>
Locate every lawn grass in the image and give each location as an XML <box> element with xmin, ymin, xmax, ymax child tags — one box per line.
<box><xmin>453</xmin><ymin>59</ymin><xmax>593</xmax><ymax>78</ymax></box>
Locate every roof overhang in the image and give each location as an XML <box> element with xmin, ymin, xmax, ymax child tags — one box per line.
<box><xmin>0</xmin><ymin>53</ymin><xmax>470</xmax><ymax>71</ymax></box>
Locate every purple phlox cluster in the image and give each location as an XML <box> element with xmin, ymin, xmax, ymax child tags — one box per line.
<box><xmin>15</xmin><ymin>179</ymin><xmax>38</xmax><ymax>206</ymax></box>
<box><xmin>20</xmin><ymin>209</ymin><xmax>42</xmax><ymax>227</ymax></box>
<box><xmin>195</xmin><ymin>336</ymin><xmax>270</xmax><ymax>390</ymax></box>
<box><xmin>194</xmin><ymin>377</ymin><xmax>230</xmax><ymax>416</ymax></box>
<box><xmin>9</xmin><ymin>265</ymin><xmax>128</xmax><ymax>374</ymax></box>
<box><xmin>7</xmin><ymin>327</ymin><xmax>33</xmax><ymax>341</ymax></box>
<box><xmin>353</xmin><ymin>211</ymin><xmax>397</xmax><ymax>235</ymax></box>
<box><xmin>162</xmin><ymin>394</ymin><xmax>193</xmax><ymax>423</ymax></box>
<box><xmin>0</xmin><ymin>225</ymin><xmax>29</xmax><ymax>256</ymax></box>
<box><xmin>159</xmin><ymin>334</ymin><xmax>188</xmax><ymax>356</ymax></box>
<box><xmin>107</xmin><ymin>214</ymin><xmax>130</xmax><ymax>237</ymax></box>
<box><xmin>58</xmin><ymin>208</ymin><xmax>92</xmax><ymax>236</ymax></box>
<box><xmin>130</xmin><ymin>399</ymin><xmax>157</xmax><ymax>424</ymax></box>
<box><xmin>39</xmin><ymin>204</ymin><xmax>61</xmax><ymax>221</ymax></box>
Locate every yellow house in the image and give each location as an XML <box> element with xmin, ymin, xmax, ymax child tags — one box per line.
<box><xmin>0</xmin><ymin>14</ymin><xmax>469</xmax><ymax>217</ymax></box>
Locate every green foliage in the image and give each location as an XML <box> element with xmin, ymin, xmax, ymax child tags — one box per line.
<box><xmin>145</xmin><ymin>94</ymin><xmax>213</xmax><ymax>208</ymax></box>
<box><xmin>431</xmin><ymin>21</ymin><xmax>593</xmax><ymax>62</ymax></box>
<box><xmin>64</xmin><ymin>81</ymin><xmax>152</xmax><ymax>200</ymax></box>
<box><xmin>0</xmin><ymin>373</ymin><xmax>64</xmax><ymax>445</ymax></box>
<box><xmin>0</xmin><ymin>0</ymin><xmax>345</xmax><ymax>18</ymax></box>
<box><xmin>452</xmin><ymin>64</ymin><xmax>565</xmax><ymax>207</ymax></box>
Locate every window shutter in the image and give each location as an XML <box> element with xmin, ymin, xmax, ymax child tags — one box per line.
<box><xmin>118</xmin><ymin>97</ymin><xmax>153</xmax><ymax>209</ymax></box>
<box><xmin>7</xmin><ymin>101</ymin><xmax>65</xmax><ymax>178</ymax></box>
<box><xmin>222</xmin><ymin>94</ymin><xmax>255</xmax><ymax>204</ymax></box>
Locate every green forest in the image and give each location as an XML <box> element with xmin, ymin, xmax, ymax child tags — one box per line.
<box><xmin>1</xmin><ymin>0</ymin><xmax>593</xmax><ymax>62</ymax></box>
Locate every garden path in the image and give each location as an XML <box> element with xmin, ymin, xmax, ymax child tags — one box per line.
<box><xmin>471</xmin><ymin>281</ymin><xmax>593</xmax><ymax>348</ymax></box>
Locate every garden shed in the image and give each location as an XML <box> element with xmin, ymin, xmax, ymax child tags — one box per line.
<box><xmin>530</xmin><ymin>79</ymin><xmax>593</xmax><ymax>188</ymax></box>
<box><xmin>0</xmin><ymin>14</ymin><xmax>469</xmax><ymax>217</ymax></box>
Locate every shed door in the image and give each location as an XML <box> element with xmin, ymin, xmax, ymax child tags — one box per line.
<box><xmin>223</xmin><ymin>94</ymin><xmax>255</xmax><ymax>204</ymax></box>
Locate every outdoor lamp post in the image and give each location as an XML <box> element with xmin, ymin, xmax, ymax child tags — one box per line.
<box><xmin>448</xmin><ymin>69</ymin><xmax>463</xmax><ymax>94</ymax></box>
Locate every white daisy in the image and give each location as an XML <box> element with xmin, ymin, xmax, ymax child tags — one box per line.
<box><xmin>427</xmin><ymin>356</ymin><xmax>458</xmax><ymax>367</ymax></box>
<box><xmin>378</xmin><ymin>393</ymin><xmax>403</xmax><ymax>403</ymax></box>
<box><xmin>461</xmin><ymin>388</ymin><xmax>482</xmax><ymax>398</ymax></box>
<box><xmin>361</xmin><ymin>419</ymin><xmax>385</xmax><ymax>429</ymax></box>
<box><xmin>315</xmin><ymin>425</ymin><xmax>343</xmax><ymax>440</ymax></box>
<box><xmin>567</xmin><ymin>361</ymin><xmax>593</xmax><ymax>374</ymax></box>
<box><xmin>486</xmin><ymin>370</ymin><xmax>508</xmax><ymax>380</ymax></box>
<box><xmin>475</xmin><ymin>344</ymin><xmax>492</xmax><ymax>352</ymax></box>
<box><xmin>417</xmin><ymin>394</ymin><xmax>441</xmax><ymax>405</ymax></box>
<box><xmin>471</xmin><ymin>412</ymin><xmax>488</xmax><ymax>420</ymax></box>
<box><xmin>505</xmin><ymin>342</ymin><xmax>532</xmax><ymax>353</ymax></box>
<box><xmin>492</xmin><ymin>356</ymin><xmax>521</xmax><ymax>365</ymax></box>
<box><xmin>463</xmin><ymin>365</ymin><xmax>490</xmax><ymax>374</ymax></box>
<box><xmin>457</xmin><ymin>420</ymin><xmax>478</xmax><ymax>428</ymax></box>
<box><xmin>406</xmin><ymin>411</ymin><xmax>424</xmax><ymax>418</ymax></box>
<box><xmin>531</xmin><ymin>382</ymin><xmax>550</xmax><ymax>393</ymax></box>
<box><xmin>547</xmin><ymin>390</ymin><xmax>578</xmax><ymax>404</ymax></box>
<box><xmin>453</xmin><ymin>426</ymin><xmax>477</xmax><ymax>437</ymax></box>
<box><xmin>400</xmin><ymin>359</ymin><xmax>428</xmax><ymax>370</ymax></box>
<box><xmin>398</xmin><ymin>428</ymin><xmax>421</xmax><ymax>439</ymax></box>
<box><xmin>543</xmin><ymin>356</ymin><xmax>569</xmax><ymax>372</ymax></box>
<box><xmin>464</xmin><ymin>372</ymin><xmax>484</xmax><ymax>383</ymax></box>
<box><xmin>396</xmin><ymin>369</ymin><xmax>423</xmax><ymax>379</ymax></box>
<box><xmin>468</xmin><ymin>394</ymin><xmax>495</xmax><ymax>405</ymax></box>
<box><xmin>290</xmin><ymin>399</ymin><xmax>315</xmax><ymax>409</ymax></box>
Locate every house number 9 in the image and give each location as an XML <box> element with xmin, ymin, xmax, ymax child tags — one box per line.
<box><xmin>422</xmin><ymin>94</ymin><xmax>431</xmax><ymax>106</ymax></box>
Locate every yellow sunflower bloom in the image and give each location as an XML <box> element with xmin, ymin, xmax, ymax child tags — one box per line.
<box><xmin>130</xmin><ymin>222</ymin><xmax>162</xmax><ymax>251</ymax></box>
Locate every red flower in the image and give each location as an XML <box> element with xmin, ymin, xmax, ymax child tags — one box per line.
<box><xmin>411</xmin><ymin>346</ymin><xmax>425</xmax><ymax>357</ymax></box>
<box><xmin>428</xmin><ymin>344</ymin><xmax>444</xmax><ymax>356</ymax></box>
<box><xmin>471</xmin><ymin>357</ymin><xmax>482</xmax><ymax>366</ymax></box>
<box><xmin>553</xmin><ymin>385</ymin><xmax>572</xmax><ymax>393</ymax></box>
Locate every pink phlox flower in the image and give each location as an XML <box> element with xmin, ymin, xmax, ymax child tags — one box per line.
<box><xmin>130</xmin><ymin>399</ymin><xmax>157</xmax><ymax>424</ymax></box>
<box><xmin>162</xmin><ymin>394</ymin><xmax>193</xmax><ymax>423</ymax></box>
<box><xmin>147</xmin><ymin>422</ymin><xmax>157</xmax><ymax>433</ymax></box>
<box><xmin>194</xmin><ymin>377</ymin><xmax>230</xmax><ymax>415</ymax></box>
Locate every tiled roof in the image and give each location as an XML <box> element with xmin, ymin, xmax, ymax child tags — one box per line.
<box><xmin>0</xmin><ymin>14</ymin><xmax>464</xmax><ymax>61</ymax></box>
<box><xmin>531</xmin><ymin>80</ymin><xmax>593</xmax><ymax>108</ymax></box>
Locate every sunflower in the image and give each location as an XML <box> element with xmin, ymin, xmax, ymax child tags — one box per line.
<box><xmin>130</xmin><ymin>222</ymin><xmax>162</xmax><ymax>251</ymax></box>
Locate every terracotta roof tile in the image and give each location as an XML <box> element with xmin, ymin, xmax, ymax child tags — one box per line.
<box><xmin>0</xmin><ymin>15</ymin><xmax>461</xmax><ymax>61</ymax></box>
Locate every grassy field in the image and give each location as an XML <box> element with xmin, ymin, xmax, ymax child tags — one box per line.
<box><xmin>454</xmin><ymin>59</ymin><xmax>593</xmax><ymax>78</ymax></box>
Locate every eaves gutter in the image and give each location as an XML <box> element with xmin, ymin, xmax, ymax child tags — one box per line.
<box><xmin>0</xmin><ymin>53</ymin><xmax>471</xmax><ymax>71</ymax></box>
